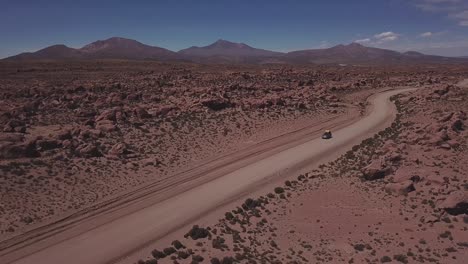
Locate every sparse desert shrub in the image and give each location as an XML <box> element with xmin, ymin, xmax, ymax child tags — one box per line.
<box><xmin>202</xmin><ymin>99</ymin><xmax>234</xmax><ymax>111</ymax></box>
<box><xmin>393</xmin><ymin>254</ymin><xmax>408</xmax><ymax>263</ymax></box>
<box><xmin>192</xmin><ymin>255</ymin><xmax>204</xmax><ymax>262</ymax></box>
<box><xmin>439</xmin><ymin>231</ymin><xmax>451</xmax><ymax>239</ymax></box>
<box><xmin>185</xmin><ymin>225</ymin><xmax>210</xmax><ymax>240</ymax></box>
<box><xmin>163</xmin><ymin>247</ymin><xmax>176</xmax><ymax>256</ymax></box>
<box><xmin>270</xmin><ymin>240</ymin><xmax>278</xmax><ymax>248</ymax></box>
<box><xmin>225</xmin><ymin>212</ymin><xmax>234</xmax><ymax>220</ymax></box>
<box><xmin>221</xmin><ymin>256</ymin><xmax>234</xmax><ymax>264</ymax></box>
<box><xmin>445</xmin><ymin>247</ymin><xmax>457</xmax><ymax>253</ymax></box>
<box><xmin>242</xmin><ymin>198</ymin><xmax>261</xmax><ymax>210</ymax></box>
<box><xmin>274</xmin><ymin>187</ymin><xmax>284</xmax><ymax>194</ymax></box>
<box><xmin>177</xmin><ymin>250</ymin><xmax>190</xmax><ymax>259</ymax></box>
<box><xmin>171</xmin><ymin>240</ymin><xmax>185</xmax><ymax>249</ymax></box>
<box><xmin>151</xmin><ymin>249</ymin><xmax>166</xmax><ymax>259</ymax></box>
<box><xmin>211</xmin><ymin>257</ymin><xmax>221</xmax><ymax>264</ymax></box>
<box><xmin>380</xmin><ymin>256</ymin><xmax>392</xmax><ymax>263</ymax></box>
<box><xmin>212</xmin><ymin>236</ymin><xmax>227</xmax><ymax>250</ymax></box>
<box><xmin>353</xmin><ymin>244</ymin><xmax>365</xmax><ymax>251</ymax></box>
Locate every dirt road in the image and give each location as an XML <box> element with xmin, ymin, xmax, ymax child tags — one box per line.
<box><xmin>2</xmin><ymin>88</ymin><xmax>415</xmax><ymax>264</ymax></box>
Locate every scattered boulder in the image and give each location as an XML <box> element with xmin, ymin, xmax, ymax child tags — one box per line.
<box><xmin>108</xmin><ymin>143</ymin><xmax>130</xmax><ymax>157</ymax></box>
<box><xmin>76</xmin><ymin>143</ymin><xmax>102</xmax><ymax>158</ymax></box>
<box><xmin>56</xmin><ymin>129</ymin><xmax>72</xmax><ymax>140</ymax></box>
<box><xmin>428</xmin><ymin>130</ymin><xmax>450</xmax><ymax>146</ymax></box>
<box><xmin>438</xmin><ymin>191</ymin><xmax>468</xmax><ymax>215</ymax></box>
<box><xmin>202</xmin><ymin>99</ymin><xmax>234</xmax><ymax>111</ymax></box>
<box><xmin>141</xmin><ymin>158</ymin><xmax>158</xmax><ymax>166</ymax></box>
<box><xmin>75</xmin><ymin>109</ymin><xmax>96</xmax><ymax>118</ymax></box>
<box><xmin>451</xmin><ymin>119</ymin><xmax>464</xmax><ymax>132</ymax></box>
<box><xmin>439</xmin><ymin>112</ymin><xmax>453</xmax><ymax>122</ymax></box>
<box><xmin>79</xmin><ymin>128</ymin><xmax>102</xmax><ymax>139</ymax></box>
<box><xmin>96</xmin><ymin>120</ymin><xmax>117</xmax><ymax>133</ymax></box>
<box><xmin>3</xmin><ymin>119</ymin><xmax>26</xmax><ymax>133</ymax></box>
<box><xmin>0</xmin><ymin>112</ymin><xmax>13</xmax><ymax>124</ymax></box>
<box><xmin>362</xmin><ymin>161</ymin><xmax>393</xmax><ymax>181</ymax></box>
<box><xmin>154</xmin><ymin>106</ymin><xmax>175</xmax><ymax>116</ymax></box>
<box><xmin>385</xmin><ymin>152</ymin><xmax>402</xmax><ymax>163</ymax></box>
<box><xmin>0</xmin><ymin>140</ymin><xmax>39</xmax><ymax>159</ymax></box>
<box><xmin>425</xmin><ymin>174</ymin><xmax>445</xmax><ymax>185</ymax></box>
<box><xmin>62</xmin><ymin>139</ymin><xmax>72</xmax><ymax>149</ymax></box>
<box><xmin>384</xmin><ymin>180</ymin><xmax>415</xmax><ymax>195</ymax></box>
<box><xmin>456</xmin><ymin>111</ymin><xmax>467</xmax><ymax>120</ymax></box>
<box><xmin>433</xmin><ymin>85</ymin><xmax>449</xmax><ymax>96</ymax></box>
<box><xmin>95</xmin><ymin>109</ymin><xmax>116</xmax><ymax>122</ymax></box>
<box><xmin>36</xmin><ymin>139</ymin><xmax>61</xmax><ymax>151</ymax></box>
<box><xmin>438</xmin><ymin>130</ymin><xmax>450</xmax><ymax>141</ymax></box>
<box><xmin>439</xmin><ymin>143</ymin><xmax>451</xmax><ymax>150</ymax></box>
<box><xmin>392</xmin><ymin>167</ymin><xmax>421</xmax><ymax>183</ymax></box>
<box><xmin>135</xmin><ymin>107</ymin><xmax>152</xmax><ymax>119</ymax></box>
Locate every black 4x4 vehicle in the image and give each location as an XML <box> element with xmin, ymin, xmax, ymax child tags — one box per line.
<box><xmin>322</xmin><ymin>130</ymin><xmax>332</xmax><ymax>139</ymax></box>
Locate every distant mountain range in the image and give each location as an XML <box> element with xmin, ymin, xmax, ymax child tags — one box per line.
<box><xmin>4</xmin><ymin>37</ymin><xmax>467</xmax><ymax>65</ymax></box>
<box><xmin>7</xmin><ymin>37</ymin><xmax>181</xmax><ymax>61</ymax></box>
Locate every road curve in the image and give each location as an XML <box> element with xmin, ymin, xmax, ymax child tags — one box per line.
<box><xmin>5</xmin><ymin>88</ymin><xmax>415</xmax><ymax>264</ymax></box>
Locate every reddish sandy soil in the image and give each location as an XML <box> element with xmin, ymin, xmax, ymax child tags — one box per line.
<box><xmin>3</xmin><ymin>88</ymin><xmax>407</xmax><ymax>264</ymax></box>
<box><xmin>0</xmin><ymin>62</ymin><xmax>467</xmax><ymax>264</ymax></box>
<box><xmin>126</xmin><ymin>82</ymin><xmax>467</xmax><ymax>264</ymax></box>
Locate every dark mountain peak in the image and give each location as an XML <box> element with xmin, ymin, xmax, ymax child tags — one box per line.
<box><xmin>178</xmin><ymin>39</ymin><xmax>282</xmax><ymax>58</ymax></box>
<box><xmin>208</xmin><ymin>39</ymin><xmax>250</xmax><ymax>49</ymax></box>
<box><xmin>33</xmin><ymin>44</ymin><xmax>75</xmax><ymax>53</ymax></box>
<box><xmin>4</xmin><ymin>43</ymin><xmax>81</xmax><ymax>60</ymax></box>
<box><xmin>46</xmin><ymin>44</ymin><xmax>71</xmax><ymax>49</ymax></box>
<box><xmin>80</xmin><ymin>37</ymin><xmax>145</xmax><ymax>53</ymax></box>
<box><xmin>330</xmin><ymin>43</ymin><xmax>366</xmax><ymax>51</ymax></box>
<box><xmin>33</xmin><ymin>44</ymin><xmax>78</xmax><ymax>55</ymax></box>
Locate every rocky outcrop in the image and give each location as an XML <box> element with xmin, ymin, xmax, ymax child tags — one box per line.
<box><xmin>36</xmin><ymin>139</ymin><xmax>61</xmax><ymax>151</ymax></box>
<box><xmin>384</xmin><ymin>180</ymin><xmax>415</xmax><ymax>195</ymax></box>
<box><xmin>362</xmin><ymin>161</ymin><xmax>393</xmax><ymax>181</ymax></box>
<box><xmin>76</xmin><ymin>143</ymin><xmax>102</xmax><ymax>158</ymax></box>
<box><xmin>3</xmin><ymin>119</ymin><xmax>26</xmax><ymax>133</ymax></box>
<box><xmin>95</xmin><ymin>120</ymin><xmax>117</xmax><ymax>132</ymax></box>
<box><xmin>438</xmin><ymin>191</ymin><xmax>468</xmax><ymax>215</ymax></box>
<box><xmin>108</xmin><ymin>143</ymin><xmax>130</xmax><ymax>157</ymax></box>
<box><xmin>134</xmin><ymin>107</ymin><xmax>152</xmax><ymax>119</ymax></box>
<box><xmin>0</xmin><ymin>140</ymin><xmax>39</xmax><ymax>159</ymax></box>
<box><xmin>201</xmin><ymin>99</ymin><xmax>235</xmax><ymax>111</ymax></box>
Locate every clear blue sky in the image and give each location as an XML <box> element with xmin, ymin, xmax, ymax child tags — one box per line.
<box><xmin>1</xmin><ymin>0</ymin><xmax>468</xmax><ymax>58</ymax></box>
